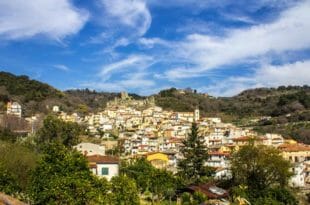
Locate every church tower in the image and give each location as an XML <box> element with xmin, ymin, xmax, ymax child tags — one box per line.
<box><xmin>194</xmin><ymin>108</ymin><xmax>200</xmax><ymax>122</ymax></box>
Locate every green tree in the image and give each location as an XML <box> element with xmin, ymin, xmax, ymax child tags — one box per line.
<box><xmin>231</xmin><ymin>144</ymin><xmax>292</xmax><ymax>191</ymax></box>
<box><xmin>28</xmin><ymin>143</ymin><xmax>108</xmax><ymax>205</ymax></box>
<box><xmin>37</xmin><ymin>115</ymin><xmax>81</xmax><ymax>147</ymax></box>
<box><xmin>0</xmin><ymin>141</ymin><xmax>38</xmax><ymax>192</ymax></box>
<box><xmin>177</xmin><ymin>123</ymin><xmax>211</xmax><ymax>184</ymax></box>
<box><xmin>181</xmin><ymin>192</ymin><xmax>192</xmax><ymax>205</ymax></box>
<box><xmin>122</xmin><ymin>158</ymin><xmax>177</xmax><ymax>202</ymax></box>
<box><xmin>0</xmin><ymin>164</ymin><xmax>21</xmax><ymax>195</ymax></box>
<box><xmin>181</xmin><ymin>191</ymin><xmax>207</xmax><ymax>205</ymax></box>
<box><xmin>110</xmin><ymin>175</ymin><xmax>140</xmax><ymax>205</ymax></box>
<box><xmin>0</xmin><ymin>128</ymin><xmax>19</xmax><ymax>142</ymax></box>
<box><xmin>230</xmin><ymin>144</ymin><xmax>296</xmax><ymax>204</ymax></box>
<box><xmin>121</xmin><ymin>158</ymin><xmax>155</xmax><ymax>193</ymax></box>
<box><xmin>150</xmin><ymin>169</ymin><xmax>176</xmax><ymax>203</ymax></box>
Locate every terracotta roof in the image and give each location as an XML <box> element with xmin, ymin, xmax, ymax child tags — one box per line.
<box><xmin>278</xmin><ymin>143</ymin><xmax>310</xmax><ymax>152</ymax></box>
<box><xmin>169</xmin><ymin>138</ymin><xmax>183</xmax><ymax>143</ymax></box>
<box><xmin>87</xmin><ymin>155</ymin><xmax>119</xmax><ymax>164</ymax></box>
<box><xmin>209</xmin><ymin>139</ymin><xmax>222</xmax><ymax>142</ymax></box>
<box><xmin>233</xmin><ymin>136</ymin><xmax>264</xmax><ymax>142</ymax></box>
<box><xmin>187</xmin><ymin>183</ymin><xmax>229</xmax><ymax>199</ymax></box>
<box><xmin>209</xmin><ymin>151</ymin><xmax>230</xmax><ymax>157</ymax></box>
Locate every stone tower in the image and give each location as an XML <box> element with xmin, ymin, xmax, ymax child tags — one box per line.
<box><xmin>194</xmin><ymin>108</ymin><xmax>200</xmax><ymax>122</ymax></box>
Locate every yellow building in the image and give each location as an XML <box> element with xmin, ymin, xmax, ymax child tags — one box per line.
<box><xmin>146</xmin><ymin>152</ymin><xmax>169</xmax><ymax>169</ymax></box>
<box><xmin>278</xmin><ymin>143</ymin><xmax>310</xmax><ymax>163</ymax></box>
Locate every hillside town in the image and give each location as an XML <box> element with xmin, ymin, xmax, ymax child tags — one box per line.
<box><xmin>5</xmin><ymin>92</ymin><xmax>310</xmax><ymax>190</ymax></box>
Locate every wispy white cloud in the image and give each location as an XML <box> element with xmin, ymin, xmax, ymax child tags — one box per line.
<box><xmin>255</xmin><ymin>60</ymin><xmax>310</xmax><ymax>86</ymax></box>
<box><xmin>164</xmin><ymin>0</ymin><xmax>310</xmax><ymax>80</ymax></box>
<box><xmin>99</xmin><ymin>55</ymin><xmax>154</xmax><ymax>79</ymax></box>
<box><xmin>200</xmin><ymin>60</ymin><xmax>310</xmax><ymax>96</ymax></box>
<box><xmin>83</xmin><ymin>71</ymin><xmax>155</xmax><ymax>94</ymax></box>
<box><xmin>83</xmin><ymin>53</ymin><xmax>158</xmax><ymax>94</ymax></box>
<box><xmin>53</xmin><ymin>64</ymin><xmax>70</xmax><ymax>72</ymax></box>
<box><xmin>138</xmin><ymin>37</ymin><xmax>170</xmax><ymax>48</ymax></box>
<box><xmin>0</xmin><ymin>0</ymin><xmax>89</xmax><ymax>40</ymax></box>
<box><xmin>148</xmin><ymin>0</ymin><xmax>297</xmax><ymax>10</ymax></box>
<box><xmin>85</xmin><ymin>0</ymin><xmax>152</xmax><ymax>53</ymax></box>
<box><xmin>100</xmin><ymin>0</ymin><xmax>151</xmax><ymax>36</ymax></box>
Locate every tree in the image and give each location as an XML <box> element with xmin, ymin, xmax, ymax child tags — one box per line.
<box><xmin>178</xmin><ymin>123</ymin><xmax>211</xmax><ymax>184</ymax></box>
<box><xmin>149</xmin><ymin>169</ymin><xmax>176</xmax><ymax>203</ymax></box>
<box><xmin>0</xmin><ymin>164</ymin><xmax>21</xmax><ymax>195</ymax></box>
<box><xmin>0</xmin><ymin>128</ymin><xmax>19</xmax><ymax>142</ymax></box>
<box><xmin>121</xmin><ymin>158</ymin><xmax>155</xmax><ymax>193</ymax></box>
<box><xmin>110</xmin><ymin>175</ymin><xmax>140</xmax><ymax>205</ymax></box>
<box><xmin>37</xmin><ymin>115</ymin><xmax>81</xmax><ymax>147</ymax></box>
<box><xmin>230</xmin><ymin>143</ymin><xmax>296</xmax><ymax>204</ymax></box>
<box><xmin>28</xmin><ymin>143</ymin><xmax>108</xmax><ymax>204</ymax></box>
<box><xmin>231</xmin><ymin>144</ymin><xmax>292</xmax><ymax>191</ymax></box>
<box><xmin>181</xmin><ymin>191</ymin><xmax>207</xmax><ymax>205</ymax></box>
<box><xmin>122</xmin><ymin>158</ymin><xmax>177</xmax><ymax>202</ymax></box>
<box><xmin>0</xmin><ymin>141</ymin><xmax>38</xmax><ymax>192</ymax></box>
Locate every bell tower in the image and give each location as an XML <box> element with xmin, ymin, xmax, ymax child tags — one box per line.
<box><xmin>194</xmin><ymin>108</ymin><xmax>200</xmax><ymax>122</ymax></box>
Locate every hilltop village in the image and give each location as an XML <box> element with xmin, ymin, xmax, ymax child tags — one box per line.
<box><xmin>5</xmin><ymin>92</ymin><xmax>310</xmax><ymax>189</ymax></box>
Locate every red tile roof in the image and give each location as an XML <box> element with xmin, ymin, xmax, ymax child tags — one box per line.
<box><xmin>278</xmin><ymin>143</ymin><xmax>310</xmax><ymax>152</ymax></box>
<box><xmin>209</xmin><ymin>151</ymin><xmax>230</xmax><ymax>157</ymax></box>
<box><xmin>87</xmin><ymin>155</ymin><xmax>119</xmax><ymax>164</ymax></box>
<box><xmin>187</xmin><ymin>183</ymin><xmax>229</xmax><ymax>199</ymax></box>
<box><xmin>233</xmin><ymin>136</ymin><xmax>264</xmax><ymax>142</ymax></box>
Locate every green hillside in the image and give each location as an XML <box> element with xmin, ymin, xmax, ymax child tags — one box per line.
<box><xmin>0</xmin><ymin>71</ymin><xmax>309</xmax><ymax>143</ymax></box>
<box><xmin>154</xmin><ymin>86</ymin><xmax>310</xmax><ymax>118</ymax></box>
<box><xmin>0</xmin><ymin>72</ymin><xmax>138</xmax><ymax>116</ymax></box>
<box><xmin>154</xmin><ymin>87</ymin><xmax>310</xmax><ymax>143</ymax></box>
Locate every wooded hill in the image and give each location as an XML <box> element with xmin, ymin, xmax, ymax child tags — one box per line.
<box><xmin>0</xmin><ymin>72</ymin><xmax>120</xmax><ymax>116</ymax></box>
<box><xmin>0</xmin><ymin>71</ymin><xmax>309</xmax><ymax>143</ymax></box>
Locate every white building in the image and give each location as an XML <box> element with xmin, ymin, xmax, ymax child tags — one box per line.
<box><xmin>194</xmin><ymin>108</ymin><xmax>200</xmax><ymax>122</ymax></box>
<box><xmin>87</xmin><ymin>155</ymin><xmax>119</xmax><ymax>181</ymax></box>
<box><xmin>207</xmin><ymin>152</ymin><xmax>230</xmax><ymax>168</ymax></box>
<box><xmin>52</xmin><ymin>105</ymin><xmax>60</xmax><ymax>112</ymax></box>
<box><xmin>7</xmin><ymin>102</ymin><xmax>22</xmax><ymax>117</ymax></box>
<box><xmin>289</xmin><ymin>163</ymin><xmax>306</xmax><ymax>187</ymax></box>
<box><xmin>214</xmin><ymin>168</ymin><xmax>232</xmax><ymax>180</ymax></box>
<box><xmin>264</xmin><ymin>133</ymin><xmax>284</xmax><ymax>147</ymax></box>
<box><xmin>74</xmin><ymin>142</ymin><xmax>105</xmax><ymax>156</ymax></box>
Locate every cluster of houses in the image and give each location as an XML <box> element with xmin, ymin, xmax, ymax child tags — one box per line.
<box><xmin>61</xmin><ymin>93</ymin><xmax>310</xmax><ymax>189</ymax></box>
<box><xmin>6</xmin><ymin>94</ymin><xmax>310</xmax><ymax>188</ymax></box>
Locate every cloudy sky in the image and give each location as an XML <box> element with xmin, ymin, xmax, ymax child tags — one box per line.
<box><xmin>0</xmin><ymin>0</ymin><xmax>309</xmax><ymax>96</ymax></box>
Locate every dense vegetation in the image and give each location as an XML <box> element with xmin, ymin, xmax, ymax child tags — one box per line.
<box><xmin>177</xmin><ymin>123</ymin><xmax>213</xmax><ymax>184</ymax></box>
<box><xmin>0</xmin><ymin>71</ymin><xmax>309</xmax><ymax>143</ymax></box>
<box><xmin>0</xmin><ymin>122</ymin><xmax>299</xmax><ymax>204</ymax></box>
<box><xmin>155</xmin><ymin>87</ymin><xmax>310</xmax><ymax>144</ymax></box>
<box><xmin>36</xmin><ymin>115</ymin><xmax>82</xmax><ymax>147</ymax></box>
<box><xmin>155</xmin><ymin>86</ymin><xmax>310</xmax><ymax>118</ymax></box>
<box><xmin>229</xmin><ymin>143</ymin><xmax>297</xmax><ymax>205</ymax></box>
<box><xmin>0</xmin><ymin>72</ymin><xmax>62</xmax><ymax>102</ymax></box>
<box><xmin>0</xmin><ymin>72</ymin><xmax>143</xmax><ymax>116</ymax></box>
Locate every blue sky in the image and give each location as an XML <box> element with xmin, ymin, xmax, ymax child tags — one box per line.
<box><xmin>0</xmin><ymin>0</ymin><xmax>309</xmax><ymax>96</ymax></box>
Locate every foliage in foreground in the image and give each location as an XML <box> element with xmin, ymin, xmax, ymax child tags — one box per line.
<box><xmin>122</xmin><ymin>158</ymin><xmax>177</xmax><ymax>203</ymax></box>
<box><xmin>0</xmin><ymin>141</ymin><xmax>38</xmax><ymax>194</ymax></box>
<box><xmin>178</xmin><ymin>123</ymin><xmax>213</xmax><ymax>185</ymax></box>
<box><xmin>230</xmin><ymin>143</ymin><xmax>297</xmax><ymax>205</ymax></box>
<box><xmin>28</xmin><ymin>143</ymin><xmax>107</xmax><ymax>204</ymax></box>
<box><xmin>36</xmin><ymin>115</ymin><xmax>82</xmax><ymax>147</ymax></box>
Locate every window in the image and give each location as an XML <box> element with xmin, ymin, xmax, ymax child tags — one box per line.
<box><xmin>101</xmin><ymin>167</ymin><xmax>109</xmax><ymax>175</ymax></box>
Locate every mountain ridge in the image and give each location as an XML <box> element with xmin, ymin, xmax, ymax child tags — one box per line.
<box><xmin>0</xmin><ymin>71</ymin><xmax>309</xmax><ymax>143</ymax></box>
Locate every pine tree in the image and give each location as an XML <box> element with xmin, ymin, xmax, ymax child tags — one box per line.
<box><xmin>177</xmin><ymin>123</ymin><xmax>211</xmax><ymax>184</ymax></box>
